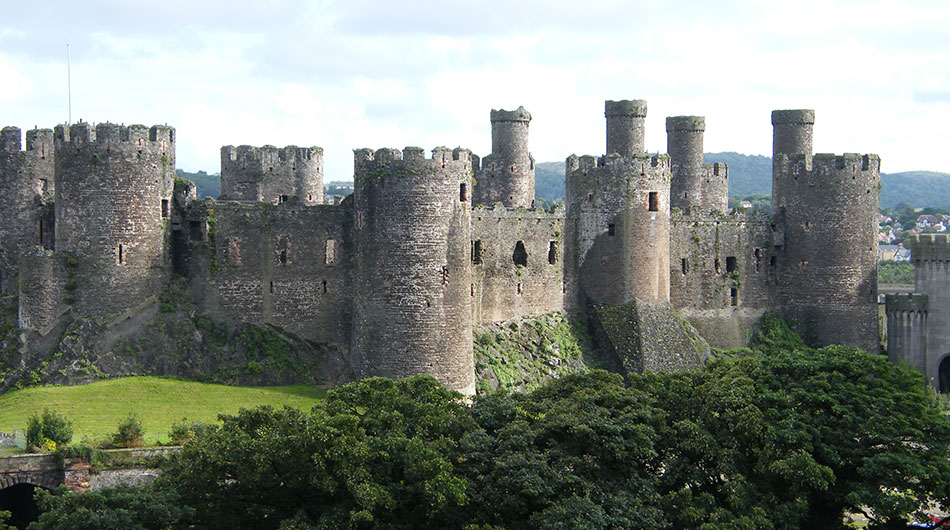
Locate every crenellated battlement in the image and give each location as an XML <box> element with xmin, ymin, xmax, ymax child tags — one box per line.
<box><xmin>771</xmin><ymin>109</ymin><xmax>815</xmax><ymax>125</ymax></box>
<box><xmin>566</xmin><ymin>152</ymin><xmax>670</xmax><ymax>173</ymax></box>
<box><xmin>666</xmin><ymin>116</ymin><xmax>705</xmax><ymax>132</ymax></box>
<box><xmin>1</xmin><ymin>127</ymin><xmax>54</xmax><ymax>156</ymax></box>
<box><xmin>885</xmin><ymin>293</ymin><xmax>928</xmax><ymax>314</ymax></box>
<box><xmin>909</xmin><ymin>233</ymin><xmax>950</xmax><ymax>262</ymax></box>
<box><xmin>774</xmin><ymin>152</ymin><xmax>880</xmax><ymax>186</ymax></box>
<box><xmin>354</xmin><ymin>146</ymin><xmax>474</xmax><ymax>177</ymax></box>
<box><xmin>221</xmin><ymin>144</ymin><xmax>323</xmax><ymax>171</ymax></box>
<box><xmin>53</xmin><ymin>123</ymin><xmax>175</xmax><ymax>150</ymax></box>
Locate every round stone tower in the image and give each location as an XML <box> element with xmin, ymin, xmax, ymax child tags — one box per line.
<box><xmin>666</xmin><ymin>116</ymin><xmax>705</xmax><ymax>211</ymax></box>
<box><xmin>352</xmin><ymin>146</ymin><xmax>475</xmax><ymax>395</ymax></box>
<box><xmin>54</xmin><ymin>122</ymin><xmax>175</xmax><ymax>318</ymax></box>
<box><xmin>605</xmin><ymin>100</ymin><xmax>647</xmax><ymax>158</ymax></box>
<box><xmin>474</xmin><ymin>107</ymin><xmax>534</xmax><ymax>208</ymax></box>
<box><xmin>771</xmin><ymin>110</ymin><xmax>881</xmax><ymax>352</ymax></box>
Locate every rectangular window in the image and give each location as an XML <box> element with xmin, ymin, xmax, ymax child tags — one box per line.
<box><xmin>548</xmin><ymin>241</ymin><xmax>558</xmax><ymax>264</ymax></box>
<box><xmin>277</xmin><ymin>237</ymin><xmax>290</xmax><ymax>265</ymax></box>
<box><xmin>325</xmin><ymin>238</ymin><xmax>337</xmax><ymax>265</ymax></box>
<box><xmin>681</xmin><ymin>258</ymin><xmax>688</xmax><ymax>275</ymax></box>
<box><xmin>607</xmin><ymin>224</ymin><xmax>616</xmax><ymax>236</ymax></box>
<box><xmin>189</xmin><ymin>221</ymin><xmax>203</xmax><ymax>241</ymax></box>
<box><xmin>161</xmin><ymin>199</ymin><xmax>169</xmax><ymax>218</ymax></box>
<box><xmin>471</xmin><ymin>240</ymin><xmax>482</xmax><ymax>265</ymax></box>
<box><xmin>460</xmin><ymin>183</ymin><xmax>467</xmax><ymax>202</ymax></box>
<box><xmin>726</xmin><ymin>256</ymin><xmax>737</xmax><ymax>273</ymax></box>
<box><xmin>116</xmin><ymin>243</ymin><xmax>125</xmax><ymax>265</ymax></box>
<box><xmin>648</xmin><ymin>192</ymin><xmax>659</xmax><ymax>212</ymax></box>
<box><xmin>730</xmin><ymin>287</ymin><xmax>738</xmax><ymax>306</ymax></box>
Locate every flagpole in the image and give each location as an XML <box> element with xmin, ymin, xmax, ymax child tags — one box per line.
<box><xmin>66</xmin><ymin>44</ymin><xmax>72</xmax><ymax>125</ymax></box>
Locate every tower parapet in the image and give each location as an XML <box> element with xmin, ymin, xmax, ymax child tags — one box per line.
<box><xmin>565</xmin><ymin>152</ymin><xmax>671</xmax><ymax>306</ymax></box>
<box><xmin>53</xmin><ymin>122</ymin><xmax>175</xmax><ymax>318</ymax></box>
<box><xmin>352</xmin><ymin>146</ymin><xmax>475</xmax><ymax>395</ymax></box>
<box><xmin>605</xmin><ymin>100</ymin><xmax>647</xmax><ymax>158</ymax></box>
<box><xmin>0</xmin><ymin>126</ymin><xmax>55</xmax><ymax>294</ymax></box>
<box><xmin>474</xmin><ymin>107</ymin><xmax>534</xmax><ymax>208</ymax></box>
<box><xmin>220</xmin><ymin>145</ymin><xmax>323</xmax><ymax>204</ymax></box>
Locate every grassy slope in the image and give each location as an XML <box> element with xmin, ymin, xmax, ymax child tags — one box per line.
<box><xmin>0</xmin><ymin>377</ymin><xmax>326</xmax><ymax>445</ymax></box>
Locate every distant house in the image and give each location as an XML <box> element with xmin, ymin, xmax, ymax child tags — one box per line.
<box><xmin>740</xmin><ymin>200</ymin><xmax>753</xmax><ymax>209</ymax></box>
<box><xmin>935</xmin><ymin>222</ymin><xmax>947</xmax><ymax>232</ymax></box>
<box><xmin>917</xmin><ymin>214</ymin><xmax>940</xmax><ymax>229</ymax></box>
<box><xmin>880</xmin><ymin>243</ymin><xmax>912</xmax><ymax>262</ymax></box>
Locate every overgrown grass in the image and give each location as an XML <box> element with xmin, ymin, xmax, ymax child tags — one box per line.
<box><xmin>0</xmin><ymin>376</ymin><xmax>326</xmax><ymax>446</ymax></box>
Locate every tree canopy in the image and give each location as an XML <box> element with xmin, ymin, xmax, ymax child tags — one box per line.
<box><xmin>29</xmin><ymin>314</ymin><xmax>950</xmax><ymax>529</ymax></box>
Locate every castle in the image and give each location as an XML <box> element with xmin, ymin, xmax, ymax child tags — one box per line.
<box><xmin>0</xmin><ymin>100</ymin><xmax>883</xmax><ymax>395</ymax></box>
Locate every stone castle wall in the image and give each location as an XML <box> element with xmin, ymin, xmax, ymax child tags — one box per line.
<box><xmin>471</xmin><ymin>205</ymin><xmax>565</xmax><ymax>326</ymax></box>
<box><xmin>183</xmin><ymin>199</ymin><xmax>351</xmax><ymax>344</ymax></box>
<box><xmin>220</xmin><ymin>145</ymin><xmax>323</xmax><ymax>205</ymax></box>
<box><xmin>53</xmin><ymin>123</ymin><xmax>175</xmax><ymax>318</ymax></box>
<box><xmin>0</xmin><ymin>127</ymin><xmax>55</xmax><ymax>295</ymax></box>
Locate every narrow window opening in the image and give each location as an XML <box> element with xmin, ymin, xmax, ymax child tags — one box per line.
<box><xmin>441</xmin><ymin>265</ymin><xmax>449</xmax><ymax>286</ymax></box>
<box><xmin>754</xmin><ymin>248</ymin><xmax>763</xmax><ymax>272</ymax></box>
<box><xmin>714</xmin><ymin>258</ymin><xmax>721</xmax><ymax>274</ymax></box>
<box><xmin>189</xmin><ymin>221</ymin><xmax>203</xmax><ymax>241</ymax></box>
<box><xmin>161</xmin><ymin>199</ymin><xmax>169</xmax><ymax>218</ymax></box>
<box><xmin>517</xmin><ymin>282</ymin><xmax>523</xmax><ymax>295</ymax></box>
<box><xmin>607</xmin><ymin>224</ymin><xmax>616</xmax><ymax>236</ymax></box>
<box><xmin>270</xmin><ymin>281</ymin><xmax>275</xmax><ymax>294</ymax></box>
<box><xmin>460</xmin><ymin>183</ymin><xmax>467</xmax><ymax>202</ymax></box>
<box><xmin>513</xmin><ymin>241</ymin><xmax>528</xmax><ymax>266</ymax></box>
<box><xmin>681</xmin><ymin>258</ymin><xmax>688</xmax><ymax>275</ymax></box>
<box><xmin>684</xmin><ymin>192</ymin><xmax>688</xmax><ymax>199</ymax></box>
<box><xmin>587</xmin><ymin>193</ymin><xmax>593</xmax><ymax>202</ymax></box>
<box><xmin>648</xmin><ymin>192</ymin><xmax>659</xmax><ymax>211</ymax></box>
<box><xmin>322</xmin><ymin>280</ymin><xmax>328</xmax><ymax>294</ymax></box>
<box><xmin>804</xmin><ymin>220</ymin><xmax>811</xmax><ymax>231</ymax></box>
<box><xmin>548</xmin><ymin>241</ymin><xmax>557</xmax><ymax>264</ymax></box>
<box><xmin>726</xmin><ymin>256</ymin><xmax>737</xmax><ymax>273</ymax></box>
<box><xmin>730</xmin><ymin>287</ymin><xmax>738</xmax><ymax>306</ymax></box>
<box><xmin>471</xmin><ymin>240</ymin><xmax>482</xmax><ymax>264</ymax></box>
<box><xmin>117</xmin><ymin>244</ymin><xmax>125</xmax><ymax>265</ymax></box>
<box><xmin>277</xmin><ymin>237</ymin><xmax>290</xmax><ymax>265</ymax></box>
<box><xmin>325</xmin><ymin>238</ymin><xmax>336</xmax><ymax>265</ymax></box>
<box><xmin>769</xmin><ymin>255</ymin><xmax>776</xmax><ymax>266</ymax></box>
<box><xmin>307</xmin><ymin>193</ymin><xmax>313</xmax><ymax>201</ymax></box>
<box><xmin>279</xmin><ymin>195</ymin><xmax>289</xmax><ymax>204</ymax></box>
<box><xmin>471</xmin><ymin>283</ymin><xmax>475</xmax><ymax>297</ymax></box>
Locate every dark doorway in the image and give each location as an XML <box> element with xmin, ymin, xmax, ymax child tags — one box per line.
<box><xmin>940</xmin><ymin>356</ymin><xmax>950</xmax><ymax>394</ymax></box>
<box><xmin>0</xmin><ymin>484</ymin><xmax>44</xmax><ymax>529</ymax></box>
<box><xmin>512</xmin><ymin>241</ymin><xmax>527</xmax><ymax>267</ymax></box>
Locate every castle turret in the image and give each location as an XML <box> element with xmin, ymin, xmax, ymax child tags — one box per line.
<box><xmin>902</xmin><ymin>234</ymin><xmax>950</xmax><ymax>386</ymax></box>
<box><xmin>474</xmin><ymin>107</ymin><xmax>534</xmax><ymax>208</ymax></box>
<box><xmin>54</xmin><ymin>122</ymin><xmax>175</xmax><ymax>317</ymax></box>
<box><xmin>772</xmin><ymin>109</ymin><xmax>879</xmax><ymax>352</ymax></box>
<box><xmin>667</xmin><ymin>116</ymin><xmax>705</xmax><ymax>211</ymax></box>
<box><xmin>0</xmin><ymin>126</ymin><xmax>55</xmax><ymax>294</ymax></box>
<box><xmin>605</xmin><ymin>100</ymin><xmax>647</xmax><ymax>158</ymax></box>
<box><xmin>352</xmin><ymin>146</ymin><xmax>475</xmax><ymax>395</ymax></box>
<box><xmin>220</xmin><ymin>145</ymin><xmax>323</xmax><ymax>204</ymax></box>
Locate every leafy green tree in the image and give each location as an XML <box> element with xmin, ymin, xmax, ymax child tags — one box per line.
<box><xmin>29</xmin><ymin>485</ymin><xmax>192</xmax><ymax>530</ymax></box>
<box><xmin>163</xmin><ymin>375</ymin><xmax>473</xmax><ymax>530</ymax></box>
<box><xmin>111</xmin><ymin>413</ymin><xmax>144</xmax><ymax>448</ymax></box>
<box><xmin>26</xmin><ymin>409</ymin><xmax>73</xmax><ymax>449</ymax></box>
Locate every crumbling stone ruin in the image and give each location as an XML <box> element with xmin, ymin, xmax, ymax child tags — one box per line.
<box><xmin>0</xmin><ymin>100</ymin><xmax>883</xmax><ymax>395</ymax></box>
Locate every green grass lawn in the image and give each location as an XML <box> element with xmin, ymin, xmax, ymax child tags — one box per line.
<box><xmin>0</xmin><ymin>377</ymin><xmax>327</xmax><ymax>446</ymax></box>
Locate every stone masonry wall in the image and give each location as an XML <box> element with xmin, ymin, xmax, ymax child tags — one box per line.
<box><xmin>471</xmin><ymin>205</ymin><xmax>565</xmax><ymax>326</ymax></box>
<box><xmin>0</xmin><ymin>127</ymin><xmax>55</xmax><ymax>295</ymax></box>
<box><xmin>184</xmin><ymin>199</ymin><xmax>350</xmax><ymax>344</ymax></box>
<box><xmin>352</xmin><ymin>147</ymin><xmax>475</xmax><ymax>395</ymax></box>
<box><xmin>474</xmin><ymin>107</ymin><xmax>535</xmax><ymax>208</ymax></box>
<box><xmin>564</xmin><ymin>153</ymin><xmax>671</xmax><ymax>307</ymax></box>
<box><xmin>53</xmin><ymin>123</ymin><xmax>174</xmax><ymax>318</ymax></box>
<box><xmin>220</xmin><ymin>145</ymin><xmax>324</xmax><ymax>205</ymax></box>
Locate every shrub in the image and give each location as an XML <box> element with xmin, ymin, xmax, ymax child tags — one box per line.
<box><xmin>26</xmin><ymin>409</ymin><xmax>73</xmax><ymax>450</ymax></box>
<box><xmin>111</xmin><ymin>414</ymin><xmax>145</xmax><ymax>448</ymax></box>
<box><xmin>169</xmin><ymin>419</ymin><xmax>217</xmax><ymax>445</ymax></box>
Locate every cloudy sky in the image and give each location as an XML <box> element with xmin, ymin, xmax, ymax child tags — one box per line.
<box><xmin>1</xmin><ymin>0</ymin><xmax>948</xmax><ymax>181</ymax></box>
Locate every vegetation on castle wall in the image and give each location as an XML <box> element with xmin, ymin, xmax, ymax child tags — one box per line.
<box><xmin>474</xmin><ymin>312</ymin><xmax>598</xmax><ymax>394</ymax></box>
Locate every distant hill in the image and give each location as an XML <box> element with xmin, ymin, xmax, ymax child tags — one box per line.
<box><xmin>177</xmin><ymin>169</ymin><xmax>220</xmax><ymax>199</ymax></box>
<box><xmin>880</xmin><ymin>171</ymin><xmax>950</xmax><ymax>209</ymax></box>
